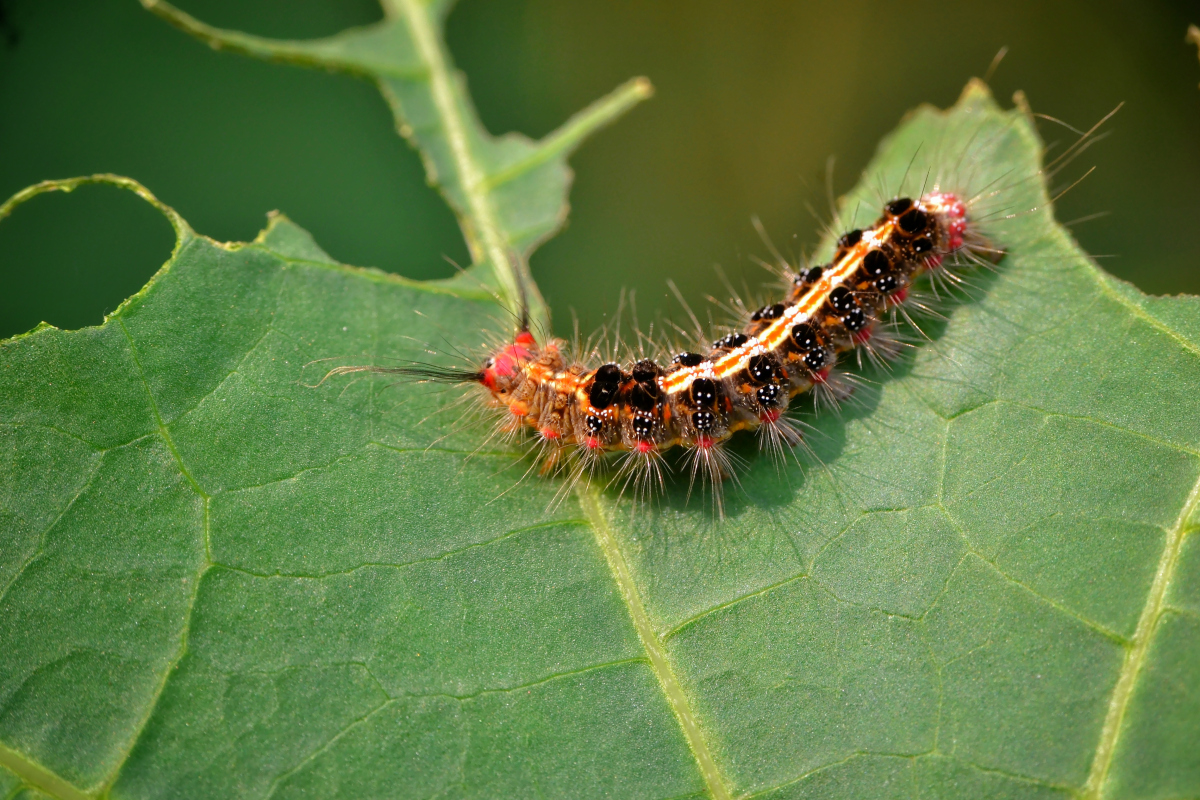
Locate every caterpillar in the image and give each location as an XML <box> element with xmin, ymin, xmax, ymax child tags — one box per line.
<box><xmin>329</xmin><ymin>186</ymin><xmax>1001</xmax><ymax>513</ymax></box>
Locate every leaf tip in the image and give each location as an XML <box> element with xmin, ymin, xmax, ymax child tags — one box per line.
<box><xmin>958</xmin><ymin>77</ymin><xmax>995</xmax><ymax>105</ymax></box>
<box><xmin>631</xmin><ymin>76</ymin><xmax>655</xmax><ymax>99</ymax></box>
<box><xmin>1012</xmin><ymin>89</ymin><xmax>1033</xmax><ymax>117</ymax></box>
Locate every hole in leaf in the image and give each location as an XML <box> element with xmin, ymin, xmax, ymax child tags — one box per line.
<box><xmin>0</xmin><ymin>184</ymin><xmax>177</xmax><ymax>338</ymax></box>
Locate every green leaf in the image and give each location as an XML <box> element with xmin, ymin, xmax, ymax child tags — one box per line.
<box><xmin>1</xmin><ymin>12</ymin><xmax>1198</xmax><ymax>800</ymax></box>
<box><xmin>139</xmin><ymin>0</ymin><xmax>652</xmax><ymax>331</ymax></box>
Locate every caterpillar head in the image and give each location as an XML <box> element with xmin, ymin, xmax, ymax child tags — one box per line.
<box><xmin>481</xmin><ymin>330</ymin><xmax>537</xmax><ymax>398</ymax></box>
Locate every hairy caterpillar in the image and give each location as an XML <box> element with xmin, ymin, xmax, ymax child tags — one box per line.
<box><xmin>325</xmin><ymin>90</ymin><xmax>1111</xmax><ymax>515</ymax></box>
<box><xmin>329</xmin><ymin>187</ymin><xmax>997</xmax><ymax>512</ymax></box>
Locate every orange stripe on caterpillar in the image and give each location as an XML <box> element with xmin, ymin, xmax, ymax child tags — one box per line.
<box><xmin>474</xmin><ymin>191</ymin><xmax>986</xmax><ymax>464</ymax></box>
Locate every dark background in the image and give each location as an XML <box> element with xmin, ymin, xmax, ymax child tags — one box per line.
<box><xmin>1</xmin><ymin>0</ymin><xmax>1198</xmax><ymax>340</ymax></box>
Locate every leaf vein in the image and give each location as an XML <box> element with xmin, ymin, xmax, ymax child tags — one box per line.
<box><xmin>98</xmin><ymin>320</ymin><xmax>212</xmax><ymax>793</ymax></box>
<box><xmin>0</xmin><ymin>452</ymin><xmax>103</xmax><ymax>607</ymax></box>
<box><xmin>1088</xmin><ymin>271</ymin><xmax>1200</xmax><ymax>360</ymax></box>
<box><xmin>393</xmin><ymin>0</ymin><xmax>529</xmax><ymax>319</ymax></box>
<box><xmin>262</xmin><ymin>698</ymin><xmax>394</xmax><ymax>800</ymax></box>
<box><xmin>0</xmin><ymin>743</ymin><xmax>89</xmax><ymax>800</ymax></box>
<box><xmin>210</xmin><ymin>517</ymin><xmax>589</xmax><ymax>579</ymax></box>
<box><xmin>407</xmin><ymin>657</ymin><xmax>652</xmax><ymax>702</ymax></box>
<box><xmin>114</xmin><ymin>319</ymin><xmax>208</xmax><ymax>499</ymax></box>
<box><xmin>0</xmin><ymin>422</ymin><xmax>103</xmax><ymax>451</ymax></box>
<box><xmin>972</xmin><ymin>398</ymin><xmax>1200</xmax><ymax>459</ymax></box>
<box><xmin>1082</xmin><ymin>466</ymin><xmax>1200</xmax><ymax>797</ymax></box>
<box><xmin>661</xmin><ymin>572</ymin><xmax>810</xmax><ymax>642</ymax></box>
<box><xmin>740</xmin><ymin>751</ymin><xmax>934</xmax><ymax>800</ymax></box>
<box><xmin>973</xmin><ymin>554</ymin><xmax>1129</xmax><ymax>645</ymax></box>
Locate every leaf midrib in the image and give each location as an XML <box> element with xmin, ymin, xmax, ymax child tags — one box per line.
<box><xmin>578</xmin><ymin>489</ymin><xmax>733</xmax><ymax>800</ymax></box>
<box><xmin>390</xmin><ymin>0</ymin><xmax>535</xmax><ymax>322</ymax></box>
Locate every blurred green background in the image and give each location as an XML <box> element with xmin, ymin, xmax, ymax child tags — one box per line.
<box><xmin>1</xmin><ymin>0</ymin><xmax>1198</xmax><ymax>341</ymax></box>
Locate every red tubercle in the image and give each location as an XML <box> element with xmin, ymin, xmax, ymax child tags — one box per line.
<box><xmin>540</xmin><ymin>428</ymin><xmax>559</xmax><ymax>440</ymax></box>
<box><xmin>927</xmin><ymin>192</ymin><xmax>965</xmax><ymax>218</ymax></box>
<box><xmin>852</xmin><ymin>327</ymin><xmax>873</xmax><ymax>345</ymax></box>
<box><xmin>759</xmin><ymin>409</ymin><xmax>781</xmax><ymax>423</ymax></box>
<box><xmin>888</xmin><ymin>287</ymin><xmax>909</xmax><ymax>305</ymax></box>
<box><xmin>514</xmin><ymin>330</ymin><xmax>536</xmax><ymax>347</ymax></box>
<box><xmin>813</xmin><ymin>368</ymin><xmax>831</xmax><ymax>384</ymax></box>
<box><xmin>492</xmin><ymin>353</ymin><xmax>516</xmax><ymax>377</ymax></box>
<box><xmin>925</xmin><ymin>192</ymin><xmax>968</xmax><ymax>253</ymax></box>
<box><xmin>695</xmin><ymin>435</ymin><xmax>715</xmax><ymax>449</ymax></box>
<box><xmin>927</xmin><ymin>254</ymin><xmax>944</xmax><ymax>269</ymax></box>
<box><xmin>585</xmin><ymin>436</ymin><xmax>601</xmax><ymax>450</ymax></box>
<box><xmin>947</xmin><ymin>219</ymin><xmax>967</xmax><ymax>252</ymax></box>
<box><xmin>491</xmin><ymin>340</ymin><xmax>534</xmax><ymax>380</ymax></box>
<box><xmin>636</xmin><ymin>440</ymin><xmax>655</xmax><ymax>454</ymax></box>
